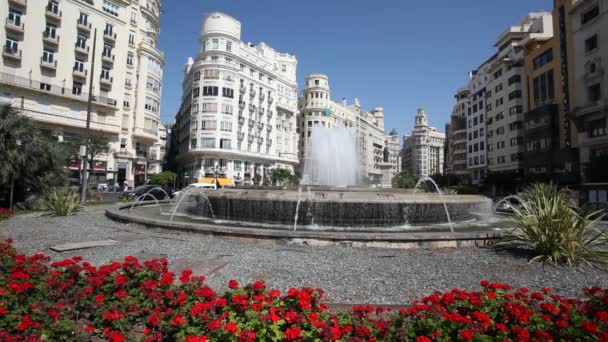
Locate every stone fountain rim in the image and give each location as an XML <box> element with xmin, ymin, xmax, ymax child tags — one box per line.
<box><xmin>105</xmin><ymin>202</ymin><xmax>503</xmax><ymax>249</ymax></box>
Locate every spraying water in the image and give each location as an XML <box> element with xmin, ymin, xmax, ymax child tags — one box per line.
<box><xmin>302</xmin><ymin>127</ymin><xmax>360</xmax><ymax>186</ymax></box>
<box><xmin>414</xmin><ymin>176</ymin><xmax>454</xmax><ymax>232</ymax></box>
<box><xmin>170</xmin><ymin>187</ymin><xmax>214</xmax><ymax>223</ymax></box>
<box><xmin>293</xmin><ymin>186</ymin><xmax>303</xmax><ymax>231</ymax></box>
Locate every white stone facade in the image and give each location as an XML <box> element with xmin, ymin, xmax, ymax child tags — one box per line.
<box><xmin>298</xmin><ymin>74</ymin><xmax>399</xmax><ymax>185</ymax></box>
<box><xmin>571</xmin><ymin>0</ymin><xmax>608</xmax><ymax>175</ymax></box>
<box><xmin>402</xmin><ymin>108</ymin><xmax>445</xmax><ymax>178</ymax></box>
<box><xmin>1</xmin><ymin>0</ymin><xmax>164</xmax><ymax>188</ymax></box>
<box><xmin>173</xmin><ymin>12</ymin><xmax>299</xmax><ymax>185</ymax></box>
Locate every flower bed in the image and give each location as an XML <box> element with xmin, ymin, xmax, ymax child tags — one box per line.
<box><xmin>0</xmin><ymin>239</ymin><xmax>607</xmax><ymax>341</ymax></box>
<box><xmin>0</xmin><ymin>208</ymin><xmax>13</xmax><ymax>221</ymax></box>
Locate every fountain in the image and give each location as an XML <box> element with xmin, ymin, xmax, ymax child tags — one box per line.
<box><xmin>302</xmin><ymin>127</ymin><xmax>360</xmax><ymax>187</ymax></box>
<box><xmin>414</xmin><ymin>176</ymin><xmax>454</xmax><ymax>232</ymax></box>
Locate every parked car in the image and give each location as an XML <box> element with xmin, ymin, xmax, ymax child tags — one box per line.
<box><xmin>120</xmin><ymin>185</ymin><xmax>173</xmax><ymax>201</ymax></box>
<box><xmin>495</xmin><ymin>197</ymin><xmax>522</xmax><ymax>214</ymax></box>
<box><xmin>173</xmin><ymin>182</ymin><xmax>217</xmax><ymax>199</ymax></box>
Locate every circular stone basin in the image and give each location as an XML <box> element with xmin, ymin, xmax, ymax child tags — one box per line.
<box><xmin>181</xmin><ymin>187</ymin><xmax>493</xmax><ymax>228</ymax></box>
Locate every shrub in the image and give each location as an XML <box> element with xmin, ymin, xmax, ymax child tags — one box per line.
<box><xmin>149</xmin><ymin>171</ymin><xmax>177</xmax><ymax>187</ymax></box>
<box><xmin>1</xmin><ymin>239</ymin><xmax>607</xmax><ymax>341</ymax></box>
<box><xmin>44</xmin><ymin>189</ymin><xmax>82</xmax><ymax>216</ymax></box>
<box><xmin>499</xmin><ymin>183</ymin><xmax>608</xmax><ymax>266</ymax></box>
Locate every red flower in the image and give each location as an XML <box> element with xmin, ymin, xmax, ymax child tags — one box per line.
<box><xmin>185</xmin><ymin>336</ymin><xmax>208</xmax><ymax>342</ymax></box>
<box><xmin>555</xmin><ymin>320</ymin><xmax>569</xmax><ymax>328</ymax></box>
<box><xmin>355</xmin><ymin>325</ymin><xmax>371</xmax><ymax>337</ymax></box>
<box><xmin>172</xmin><ymin>314</ymin><xmax>185</xmax><ymax>326</ymax></box>
<box><xmin>284</xmin><ymin>326</ymin><xmax>301</xmax><ymax>341</ymax></box>
<box><xmin>228</xmin><ymin>279</ymin><xmax>239</xmax><ymax>289</ymax></box>
<box><xmin>239</xmin><ymin>329</ymin><xmax>256</xmax><ymax>342</ymax></box>
<box><xmin>93</xmin><ymin>293</ymin><xmax>105</xmax><ymax>303</ymax></box>
<box><xmin>581</xmin><ymin>321</ymin><xmax>598</xmax><ymax>334</ymax></box>
<box><xmin>459</xmin><ymin>329</ymin><xmax>474</xmax><ymax>341</ymax></box>
<box><xmin>417</xmin><ymin>337</ymin><xmax>432</xmax><ymax>342</ymax></box>
<box><xmin>224</xmin><ymin>322</ymin><xmax>238</xmax><ymax>334</ymax></box>
<box><xmin>0</xmin><ymin>307</ymin><xmax>7</xmax><ymax>316</ymax></box>
<box><xmin>107</xmin><ymin>331</ymin><xmax>125</xmax><ymax>342</ymax></box>
<box><xmin>114</xmin><ymin>274</ymin><xmax>127</xmax><ymax>285</ymax></box>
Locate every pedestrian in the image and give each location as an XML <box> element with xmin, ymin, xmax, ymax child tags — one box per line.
<box><xmin>123</xmin><ymin>180</ymin><xmax>129</xmax><ymax>191</ymax></box>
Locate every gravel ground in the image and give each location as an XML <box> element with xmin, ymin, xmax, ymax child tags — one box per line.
<box><xmin>1</xmin><ymin>205</ymin><xmax>608</xmax><ymax>305</ymax></box>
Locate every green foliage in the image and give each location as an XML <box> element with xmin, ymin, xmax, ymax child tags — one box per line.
<box><xmin>392</xmin><ymin>172</ymin><xmax>418</xmax><ymax>189</ymax></box>
<box><xmin>585</xmin><ymin>154</ymin><xmax>608</xmax><ymax>183</ymax></box>
<box><xmin>44</xmin><ymin>189</ymin><xmax>82</xmax><ymax>217</ymax></box>
<box><xmin>498</xmin><ymin>183</ymin><xmax>608</xmax><ymax>266</ymax></box>
<box><xmin>271</xmin><ymin>169</ymin><xmax>298</xmax><ymax>186</ymax></box>
<box><xmin>149</xmin><ymin>171</ymin><xmax>177</xmax><ymax>187</ymax></box>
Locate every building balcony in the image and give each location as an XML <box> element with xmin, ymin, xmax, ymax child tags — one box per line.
<box><xmin>101</xmin><ymin>53</ymin><xmax>115</xmax><ymax>64</ymax></box>
<box><xmin>257</xmin><ymin>122</ymin><xmax>264</xmax><ymax>131</ymax></box>
<box><xmin>267</xmin><ymin>111</ymin><xmax>273</xmax><ymax>118</ymax></box>
<box><xmin>268</xmin><ymin>96</ymin><xmax>274</xmax><ymax>104</ymax></box>
<box><xmin>74</xmin><ymin>43</ymin><xmax>89</xmax><ymax>56</ymax></box>
<box><xmin>239</xmin><ymin>86</ymin><xmax>246</xmax><ymax>94</ymax></box>
<box><xmin>76</xmin><ymin>20</ymin><xmax>91</xmax><ymax>33</ymax></box>
<box><xmin>239</xmin><ymin>101</ymin><xmax>245</xmax><ymax>109</ymax></box>
<box><xmin>247</xmin><ymin>134</ymin><xmax>254</xmax><ymax>143</ymax></box>
<box><xmin>258</xmin><ymin>108</ymin><xmax>265</xmax><ymax>116</ymax></box>
<box><xmin>237</xmin><ymin>132</ymin><xmax>244</xmax><ymax>140</ymax></box>
<box><xmin>5</xmin><ymin>18</ymin><xmax>24</xmax><ymax>34</ymax></box>
<box><xmin>238</xmin><ymin>116</ymin><xmax>244</xmax><ymax>125</ymax></box>
<box><xmin>259</xmin><ymin>92</ymin><xmax>265</xmax><ymax>101</ymax></box>
<box><xmin>103</xmin><ymin>30</ymin><xmax>117</xmax><ymax>44</ymax></box>
<box><xmin>249</xmin><ymin>89</ymin><xmax>256</xmax><ymax>98</ymax></box>
<box><xmin>266</xmin><ymin>125</ymin><xmax>272</xmax><ymax>132</ymax></box>
<box><xmin>42</xmin><ymin>31</ymin><xmax>60</xmax><ymax>46</ymax></box>
<box><xmin>248</xmin><ymin>119</ymin><xmax>255</xmax><ymax>127</ymax></box>
<box><xmin>45</xmin><ymin>7</ymin><xmax>62</xmax><ymax>22</ymax></box>
<box><xmin>8</xmin><ymin>0</ymin><xmax>27</xmax><ymax>8</ymax></box>
<box><xmin>100</xmin><ymin>76</ymin><xmax>113</xmax><ymax>90</ymax></box>
<box><xmin>248</xmin><ymin>104</ymin><xmax>256</xmax><ymax>113</ymax></box>
<box><xmin>40</xmin><ymin>58</ymin><xmax>57</xmax><ymax>70</ymax></box>
<box><xmin>256</xmin><ymin>137</ymin><xmax>263</xmax><ymax>144</ymax></box>
<box><xmin>125</xmin><ymin>81</ymin><xmax>133</xmax><ymax>90</ymax></box>
<box><xmin>72</xmin><ymin>67</ymin><xmax>87</xmax><ymax>79</ymax></box>
<box><xmin>266</xmin><ymin>139</ymin><xmax>272</xmax><ymax>146</ymax></box>
<box><xmin>2</xmin><ymin>46</ymin><xmax>21</xmax><ymax>61</ymax></box>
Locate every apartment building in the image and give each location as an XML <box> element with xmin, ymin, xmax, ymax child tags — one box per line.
<box><xmin>445</xmin><ymin>87</ymin><xmax>469</xmax><ymax>181</ymax></box>
<box><xmin>1</xmin><ymin>0</ymin><xmax>164</xmax><ymax>187</ymax></box>
<box><xmin>521</xmin><ymin>2</ymin><xmax>579</xmax><ymax>184</ymax></box>
<box><xmin>570</xmin><ymin>0</ymin><xmax>607</xmax><ymax>178</ymax></box>
<box><xmin>401</xmin><ymin>108</ymin><xmax>445</xmax><ymax>178</ymax></box>
<box><xmin>173</xmin><ymin>12</ymin><xmax>299</xmax><ymax>186</ymax></box>
<box><xmin>298</xmin><ymin>73</ymin><xmax>399</xmax><ymax>185</ymax></box>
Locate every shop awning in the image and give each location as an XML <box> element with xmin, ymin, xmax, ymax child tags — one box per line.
<box><xmin>217</xmin><ymin>178</ymin><xmax>234</xmax><ymax>187</ymax></box>
<box><xmin>198</xmin><ymin>177</ymin><xmax>215</xmax><ymax>184</ymax></box>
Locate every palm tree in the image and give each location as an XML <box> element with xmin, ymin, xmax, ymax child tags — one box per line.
<box><xmin>0</xmin><ymin>105</ymin><xmax>47</xmax><ymax>207</ymax></box>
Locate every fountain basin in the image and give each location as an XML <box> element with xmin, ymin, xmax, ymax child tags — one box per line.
<box><xmin>186</xmin><ymin>188</ymin><xmax>492</xmax><ymax>227</ymax></box>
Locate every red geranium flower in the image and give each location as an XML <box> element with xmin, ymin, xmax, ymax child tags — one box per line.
<box><xmin>284</xmin><ymin>326</ymin><xmax>301</xmax><ymax>341</ymax></box>
<box><xmin>224</xmin><ymin>322</ymin><xmax>238</xmax><ymax>334</ymax></box>
<box><xmin>228</xmin><ymin>279</ymin><xmax>239</xmax><ymax>289</ymax></box>
<box><xmin>581</xmin><ymin>321</ymin><xmax>598</xmax><ymax>334</ymax></box>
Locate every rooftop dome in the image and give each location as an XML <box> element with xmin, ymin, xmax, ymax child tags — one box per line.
<box><xmin>389</xmin><ymin>129</ymin><xmax>399</xmax><ymax>136</ymax></box>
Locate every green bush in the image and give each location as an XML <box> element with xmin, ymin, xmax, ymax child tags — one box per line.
<box><xmin>498</xmin><ymin>183</ymin><xmax>608</xmax><ymax>266</ymax></box>
<box><xmin>148</xmin><ymin>171</ymin><xmax>177</xmax><ymax>187</ymax></box>
<box><xmin>44</xmin><ymin>189</ymin><xmax>82</xmax><ymax>217</ymax></box>
<box><xmin>392</xmin><ymin>172</ymin><xmax>417</xmax><ymax>189</ymax></box>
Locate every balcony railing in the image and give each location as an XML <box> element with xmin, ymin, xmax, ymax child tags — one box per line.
<box><xmin>45</xmin><ymin>7</ymin><xmax>62</xmax><ymax>21</ymax></box>
<box><xmin>74</xmin><ymin>43</ymin><xmax>90</xmax><ymax>55</ymax></box>
<box><xmin>2</xmin><ymin>45</ymin><xmax>22</xmax><ymax>60</ymax></box>
<box><xmin>259</xmin><ymin>93</ymin><xmax>265</xmax><ymax>101</ymax></box>
<box><xmin>8</xmin><ymin>0</ymin><xmax>27</xmax><ymax>7</ymax></box>
<box><xmin>0</xmin><ymin>71</ymin><xmax>117</xmax><ymax>107</ymax></box>
<box><xmin>72</xmin><ymin>67</ymin><xmax>87</xmax><ymax>79</ymax></box>
<box><xmin>5</xmin><ymin>17</ymin><xmax>24</xmax><ymax>33</ymax></box>
<box><xmin>103</xmin><ymin>31</ymin><xmax>117</xmax><ymax>43</ymax></box>
<box><xmin>239</xmin><ymin>86</ymin><xmax>246</xmax><ymax>94</ymax></box>
<box><xmin>99</xmin><ymin>76</ymin><xmax>113</xmax><ymax>89</ymax></box>
<box><xmin>43</xmin><ymin>31</ymin><xmax>60</xmax><ymax>45</ymax></box>
<box><xmin>76</xmin><ymin>19</ymin><xmax>91</xmax><ymax>32</ymax></box>
<box><xmin>268</xmin><ymin>96</ymin><xmax>274</xmax><ymax>104</ymax></box>
<box><xmin>102</xmin><ymin>52</ymin><xmax>115</xmax><ymax>63</ymax></box>
<box><xmin>40</xmin><ymin>57</ymin><xmax>57</xmax><ymax>70</ymax></box>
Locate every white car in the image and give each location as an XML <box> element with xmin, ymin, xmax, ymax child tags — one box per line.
<box><xmin>173</xmin><ymin>182</ymin><xmax>217</xmax><ymax>199</ymax></box>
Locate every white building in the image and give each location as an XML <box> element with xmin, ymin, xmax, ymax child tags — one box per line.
<box><xmin>298</xmin><ymin>74</ymin><xmax>398</xmax><ymax>185</ymax></box>
<box><xmin>1</xmin><ymin>0</ymin><xmax>164</xmax><ymax>188</ymax></box>
<box><xmin>173</xmin><ymin>12</ymin><xmax>299</xmax><ymax>186</ymax></box>
<box><xmin>445</xmin><ymin>87</ymin><xmax>469</xmax><ymax>180</ymax></box>
<box><xmin>571</xmin><ymin>0</ymin><xmax>608</xmax><ymax>176</ymax></box>
<box><xmin>402</xmin><ymin>108</ymin><xmax>445</xmax><ymax>177</ymax></box>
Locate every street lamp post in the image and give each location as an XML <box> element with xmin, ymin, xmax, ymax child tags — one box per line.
<box><xmin>9</xmin><ymin>139</ymin><xmax>22</xmax><ymax>210</ymax></box>
<box><xmin>80</xmin><ymin>28</ymin><xmax>98</xmax><ymax>203</ymax></box>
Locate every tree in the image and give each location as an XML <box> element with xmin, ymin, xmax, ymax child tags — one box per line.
<box><xmin>271</xmin><ymin>169</ymin><xmax>298</xmax><ymax>186</ymax></box>
<box><xmin>0</xmin><ymin>105</ymin><xmax>61</xmax><ymax>206</ymax></box>
<box><xmin>391</xmin><ymin>171</ymin><xmax>418</xmax><ymax>189</ymax></box>
<box><xmin>64</xmin><ymin>132</ymin><xmax>111</xmax><ymax>184</ymax></box>
<box><xmin>148</xmin><ymin>171</ymin><xmax>177</xmax><ymax>187</ymax></box>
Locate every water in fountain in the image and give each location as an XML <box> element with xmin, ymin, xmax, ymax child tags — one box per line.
<box><xmin>414</xmin><ymin>176</ymin><xmax>454</xmax><ymax>232</ymax></box>
<box><xmin>293</xmin><ymin>186</ymin><xmax>303</xmax><ymax>231</ymax></box>
<box><xmin>129</xmin><ymin>192</ymin><xmax>163</xmax><ymax>213</ymax></box>
<box><xmin>170</xmin><ymin>187</ymin><xmax>215</xmax><ymax>223</ymax></box>
<box><xmin>302</xmin><ymin>127</ymin><xmax>360</xmax><ymax>187</ymax></box>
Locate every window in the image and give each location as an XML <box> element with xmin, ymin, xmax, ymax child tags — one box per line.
<box><xmin>8</xmin><ymin>9</ymin><xmax>22</xmax><ymax>27</ymax></box>
<box><xmin>201</xmin><ymin>120</ymin><xmax>217</xmax><ymax>131</ymax></box>
<box><xmin>102</xmin><ymin>44</ymin><xmax>112</xmax><ymax>58</ymax></box>
<box><xmin>509</xmin><ymin>105</ymin><xmax>523</xmax><ymax>116</ymax></box>
<box><xmin>226</xmin><ymin>41</ymin><xmax>232</xmax><ymax>52</ymax></box>
<box><xmin>220</xmin><ymin>139</ymin><xmax>231</xmax><ymax>149</ymax></box>
<box><xmin>4</xmin><ymin>38</ymin><xmax>17</xmax><ymax>54</ymax></box>
<box><xmin>588</xmin><ymin>83</ymin><xmax>602</xmax><ymax>102</ymax></box>
<box><xmin>104</xmin><ymin>23</ymin><xmax>113</xmax><ymax>36</ymax></box>
<box><xmin>202</xmin><ymin>103</ymin><xmax>218</xmax><ymax>113</ymax></box>
<box><xmin>532</xmin><ymin>70</ymin><xmax>555</xmax><ymax>106</ymax></box>
<box><xmin>72</xmin><ymin>81</ymin><xmax>83</xmax><ymax>95</ymax></box>
<box><xmin>508</xmin><ymin>90</ymin><xmax>522</xmax><ymax>100</ymax></box>
<box><xmin>200</xmin><ymin>138</ymin><xmax>215</xmax><ymax>148</ymax></box>
<box><xmin>74</xmin><ymin>59</ymin><xmax>85</xmax><ymax>72</ymax></box>
<box><xmin>192</xmin><ymin>87</ymin><xmax>200</xmax><ymax>98</ymax></box>
<box><xmin>203</xmin><ymin>69</ymin><xmax>219</xmax><ymax>79</ymax></box>
<box><xmin>47</xmin><ymin>0</ymin><xmax>59</xmax><ymax>14</ymax></box>
<box><xmin>100</xmin><ymin>66</ymin><xmax>111</xmax><ymax>80</ymax></box>
<box><xmin>585</xmin><ymin>35</ymin><xmax>598</xmax><ymax>52</ymax></box>
<box><xmin>495</xmin><ymin>98</ymin><xmax>503</xmax><ymax>107</ymax></box>
<box><xmin>45</xmin><ymin>24</ymin><xmax>57</xmax><ymax>38</ymax></box>
<box><xmin>493</xmin><ymin>69</ymin><xmax>503</xmax><ymax>79</ymax></box>
<box><xmin>533</xmin><ymin>49</ymin><xmax>553</xmax><ymax>70</ymax></box>
<box><xmin>144</xmin><ymin>97</ymin><xmax>159</xmax><ymax>113</ymax></box>
<box><xmin>220</xmin><ymin>121</ymin><xmax>232</xmax><ymax>132</ymax></box>
<box><xmin>126</xmin><ymin>52</ymin><xmax>134</xmax><ymax>66</ymax></box>
<box><xmin>282</xmin><ymin>64</ymin><xmax>287</xmax><ymax>72</ymax></box>
<box><xmin>212</xmin><ymin>39</ymin><xmax>218</xmax><ymax>49</ymax></box>
<box><xmin>581</xmin><ymin>5</ymin><xmax>599</xmax><ymax>25</ymax></box>
<box><xmin>144</xmin><ymin>118</ymin><xmax>158</xmax><ymax>132</ymax></box>
<box><xmin>78</xmin><ymin>12</ymin><xmax>88</xmax><ymax>25</ymax></box>
<box><xmin>480</xmin><ymin>141</ymin><xmax>485</xmax><ymax>150</ymax></box>
<box><xmin>590</xmin><ymin>119</ymin><xmax>606</xmax><ymax>138</ymax></box>
<box><xmin>221</xmin><ymin>104</ymin><xmax>233</xmax><ymax>115</ymax></box>
<box><xmin>222</xmin><ymin>88</ymin><xmax>234</xmax><ymax>98</ymax></box>
<box><xmin>128</xmin><ymin>33</ymin><xmax>135</xmax><ymax>46</ymax></box>
<box><xmin>130</xmin><ymin>11</ymin><xmax>137</xmax><ymax>24</ymax></box>
<box><xmin>76</xmin><ymin>34</ymin><xmax>87</xmax><ymax>49</ymax></box>
<box><xmin>42</xmin><ymin>48</ymin><xmax>55</xmax><ymax>63</ymax></box>
<box><xmin>495</xmin><ymin>84</ymin><xmax>503</xmax><ymax>93</ymax></box>
<box><xmin>191</xmin><ymin>103</ymin><xmax>199</xmax><ymax>114</ymax></box>
<box><xmin>203</xmin><ymin>86</ymin><xmax>219</xmax><ymax>96</ymax></box>
<box><xmin>508</xmin><ymin>75</ymin><xmax>521</xmax><ymax>85</ymax></box>
<box><xmin>40</xmin><ymin>83</ymin><xmax>51</xmax><ymax>91</ymax></box>
<box><xmin>102</xmin><ymin>0</ymin><xmax>119</xmax><ymax>16</ymax></box>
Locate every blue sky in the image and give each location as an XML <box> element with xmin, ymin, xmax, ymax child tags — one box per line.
<box><xmin>158</xmin><ymin>0</ymin><xmax>552</xmax><ymax>135</ymax></box>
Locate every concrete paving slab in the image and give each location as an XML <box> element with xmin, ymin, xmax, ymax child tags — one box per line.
<box><xmin>50</xmin><ymin>239</ymin><xmax>118</xmax><ymax>252</ymax></box>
